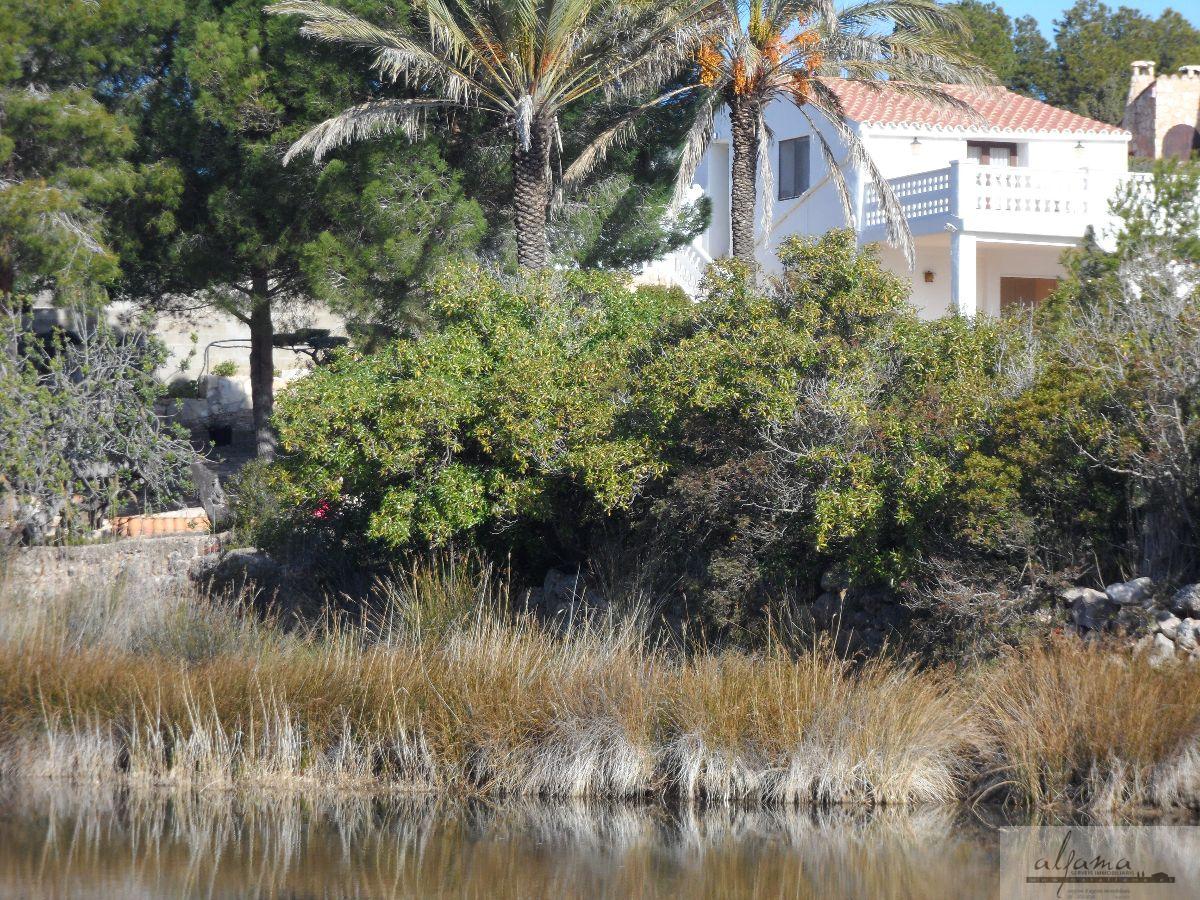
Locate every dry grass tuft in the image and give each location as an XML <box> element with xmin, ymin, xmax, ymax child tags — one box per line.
<box><xmin>977</xmin><ymin>636</ymin><xmax>1200</xmax><ymax>812</ymax></box>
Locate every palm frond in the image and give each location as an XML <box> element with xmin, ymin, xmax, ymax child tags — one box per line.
<box><xmin>559</xmin><ymin>84</ymin><xmax>700</xmax><ymax>202</ymax></box>
<box><xmin>835</xmin><ymin>0</ymin><xmax>973</xmax><ymax>41</ymax></box>
<box><xmin>808</xmin><ymin>80</ymin><xmax>914</xmax><ymax>266</ymax></box>
<box><xmin>670</xmin><ymin>87</ymin><xmax>723</xmax><ymax>210</ymax></box>
<box><xmin>282</xmin><ymin>99</ymin><xmax>454</xmax><ymax>164</ymax></box>
<box><xmin>266</xmin><ymin>1</ymin><xmax>411</xmax><ymax>51</ymax></box>
<box><xmin>796</xmin><ymin>105</ymin><xmax>853</xmax><ymax>225</ymax></box>
<box><xmin>266</xmin><ymin>1</ymin><xmax>487</xmax><ymax>102</ymax></box>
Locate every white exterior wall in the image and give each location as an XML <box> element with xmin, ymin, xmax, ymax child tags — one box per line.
<box><xmin>107</xmin><ymin>298</ymin><xmax>346</xmax><ymax>399</ymax></box>
<box><xmin>865</xmin><ymin>133</ymin><xmax>965</xmax><ymax>177</ymax></box>
<box><xmin>860</xmin><ymin>129</ymin><xmax>1129</xmax><ymax>175</ymax></box>
<box><xmin>876</xmin><ymin>235</ymin><xmax>954</xmax><ymax>320</ymax></box>
<box><xmin>709</xmin><ymin>107</ymin><xmax>862</xmax><ymax>274</ymax></box>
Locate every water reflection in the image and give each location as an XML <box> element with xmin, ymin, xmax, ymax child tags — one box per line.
<box><xmin>0</xmin><ymin>782</ymin><xmax>1010</xmax><ymax>898</ymax></box>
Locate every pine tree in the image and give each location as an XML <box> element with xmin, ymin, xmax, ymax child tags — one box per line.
<box><xmin>0</xmin><ymin>0</ymin><xmax>183</xmax><ymax>309</ymax></box>
<box><xmin>129</xmin><ymin>0</ymin><xmax>485</xmax><ymax>458</ymax></box>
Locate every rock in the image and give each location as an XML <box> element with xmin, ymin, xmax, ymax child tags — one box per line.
<box><xmin>1176</xmin><ymin>619</ymin><xmax>1199</xmax><ymax>653</ymax></box>
<box><xmin>521</xmin><ymin>587</ymin><xmax>544</xmax><ymax>613</ymax></box>
<box><xmin>166</xmin><ymin>550</ymin><xmax>189</xmax><ymax>576</ymax></box>
<box><xmin>1061</xmin><ymin>586</ymin><xmax>1106</xmax><ymax>605</ymax></box>
<box><xmin>1066</xmin><ymin>588</ymin><xmax>1115</xmax><ymax>632</ymax></box>
<box><xmin>812</xmin><ymin>591</ymin><xmax>844</xmax><ymax>625</ymax></box>
<box><xmin>190</xmin><ymin>460</ymin><xmax>231</xmax><ymax>531</ymax></box>
<box><xmin>875</xmin><ymin>602</ymin><xmax>909</xmax><ymax>631</ymax></box>
<box><xmin>1169</xmin><ymin>584</ymin><xmax>1200</xmax><ymax>619</ymax></box>
<box><xmin>1150</xmin><ymin>632</ymin><xmax>1177</xmax><ymax>665</ymax></box>
<box><xmin>204</xmin><ymin>374</ymin><xmax>252</xmax><ymax>417</ymax></box>
<box><xmin>543</xmin><ymin>568</ymin><xmax>581</xmax><ymax>602</ymax></box>
<box><xmin>1114</xmin><ymin>605</ymin><xmax>1152</xmax><ymax>635</ymax></box>
<box><xmin>819</xmin><ymin>568</ymin><xmax>846</xmax><ymax>592</ymax></box>
<box><xmin>539</xmin><ymin>567</ymin><xmax>602</xmax><ymax>619</ymax></box>
<box><xmin>1105</xmin><ymin>577</ymin><xmax>1154</xmax><ymax>607</ymax></box>
<box><xmin>1156</xmin><ymin>610</ymin><xmax>1182</xmax><ymax>641</ymax></box>
<box><xmin>178</xmin><ymin>398</ymin><xmax>211</xmax><ymax>430</ymax></box>
<box><xmin>193</xmin><ymin>547</ymin><xmax>281</xmax><ymax>596</ymax></box>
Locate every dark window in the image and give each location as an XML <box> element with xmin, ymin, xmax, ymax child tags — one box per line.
<box><xmin>967</xmin><ymin>140</ymin><xmax>1018</xmax><ymax>166</ymax></box>
<box><xmin>779</xmin><ymin>137</ymin><xmax>810</xmax><ymax>200</ymax></box>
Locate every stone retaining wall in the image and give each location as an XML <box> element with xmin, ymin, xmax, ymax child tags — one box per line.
<box><xmin>3</xmin><ymin>533</ymin><xmax>224</xmax><ymax>597</ymax></box>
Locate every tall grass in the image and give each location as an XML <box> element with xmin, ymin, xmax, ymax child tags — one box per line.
<box><xmin>1</xmin><ymin>559</ymin><xmax>1199</xmax><ymax>812</ymax></box>
<box><xmin>976</xmin><ymin>638</ymin><xmax>1200</xmax><ymax>812</ymax></box>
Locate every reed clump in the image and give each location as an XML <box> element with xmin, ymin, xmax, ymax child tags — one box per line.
<box><xmin>976</xmin><ymin>636</ymin><xmax>1200</xmax><ymax>812</ymax></box>
<box><xmin>2</xmin><ymin>560</ymin><xmax>1200</xmax><ymax>812</ymax></box>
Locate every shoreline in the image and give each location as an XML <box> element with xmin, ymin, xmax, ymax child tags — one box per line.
<box><xmin>1</xmin><ymin>568</ymin><xmax>1199</xmax><ymax>817</ymax></box>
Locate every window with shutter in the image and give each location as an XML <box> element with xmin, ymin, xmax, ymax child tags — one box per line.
<box><xmin>967</xmin><ymin>141</ymin><xmax>1018</xmax><ymax>166</ymax></box>
<box><xmin>779</xmin><ymin>137</ymin><xmax>810</xmax><ymax>200</ymax></box>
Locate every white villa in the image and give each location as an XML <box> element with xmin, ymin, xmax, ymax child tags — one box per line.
<box><xmin>645</xmin><ymin>77</ymin><xmax>1144</xmax><ymax>318</ymax></box>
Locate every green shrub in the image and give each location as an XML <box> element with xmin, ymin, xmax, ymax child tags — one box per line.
<box><xmin>258</xmin><ymin>235</ymin><xmax>1016</xmax><ymax>637</ymax></box>
<box><xmin>954</xmin><ymin>160</ymin><xmax>1200</xmax><ymax>584</ymax></box>
<box><xmin>635</xmin><ymin>231</ymin><xmax>1015</xmax><ymax>631</ymax></box>
<box><xmin>251</xmin><ymin>192</ymin><xmax>1200</xmax><ymax>646</ymax></box>
<box><xmin>210</xmin><ymin>360</ymin><xmax>239</xmax><ymax>377</ymax></box>
<box><xmin>164</xmin><ymin>377</ymin><xmax>202</xmax><ymax>399</ymax></box>
<box><xmin>263</xmin><ymin>264</ymin><xmax>691</xmax><ymax>555</ymax></box>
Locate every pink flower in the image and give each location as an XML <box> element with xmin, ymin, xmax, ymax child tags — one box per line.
<box><xmin>312</xmin><ymin>500</ymin><xmax>333</xmax><ymax>521</ymax></box>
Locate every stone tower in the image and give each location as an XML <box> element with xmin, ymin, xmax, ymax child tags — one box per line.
<box><xmin>1124</xmin><ymin>60</ymin><xmax>1200</xmax><ymax>160</ymax></box>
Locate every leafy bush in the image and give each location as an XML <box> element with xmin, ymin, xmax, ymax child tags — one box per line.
<box><xmin>257</xmin><ymin>233</ymin><xmax>1014</xmax><ymax>637</ymax></box>
<box><xmin>164</xmin><ymin>377</ymin><xmax>203</xmax><ymax>399</ymax></box>
<box><xmin>210</xmin><ymin>360</ymin><xmax>239</xmax><ymax>377</ymax></box>
<box><xmin>634</xmin><ymin>232</ymin><xmax>1014</xmax><ymax>631</ymax></box>
<box><xmin>953</xmin><ymin>161</ymin><xmax>1200</xmax><ymax>586</ymax></box>
<box><xmin>263</xmin><ymin>264</ymin><xmax>691</xmax><ymax>556</ymax></box>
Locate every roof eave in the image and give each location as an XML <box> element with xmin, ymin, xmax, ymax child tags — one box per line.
<box><xmin>855</xmin><ymin>120</ymin><xmax>1132</xmax><ymax>140</ymax></box>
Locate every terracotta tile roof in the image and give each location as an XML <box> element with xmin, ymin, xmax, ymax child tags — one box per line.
<box><xmin>821</xmin><ymin>79</ymin><xmax>1128</xmax><ymax>135</ymax></box>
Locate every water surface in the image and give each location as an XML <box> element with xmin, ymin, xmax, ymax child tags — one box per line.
<box><xmin>0</xmin><ymin>784</ymin><xmax>1041</xmax><ymax>898</ymax></box>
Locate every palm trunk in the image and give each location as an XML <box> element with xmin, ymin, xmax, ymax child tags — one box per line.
<box><xmin>248</xmin><ymin>271</ymin><xmax>276</xmax><ymax>461</ymax></box>
<box><xmin>512</xmin><ymin>118</ymin><xmax>552</xmax><ymax>270</ymax></box>
<box><xmin>728</xmin><ymin>97</ymin><xmax>759</xmax><ymax>267</ymax></box>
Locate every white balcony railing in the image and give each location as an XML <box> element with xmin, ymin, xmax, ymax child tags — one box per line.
<box><xmin>863</xmin><ymin>167</ymin><xmax>953</xmax><ymax>228</ymax></box>
<box><xmin>862</xmin><ymin>161</ymin><xmax>1140</xmax><ymax>239</ymax></box>
<box><xmin>970</xmin><ymin>166</ymin><xmax>1092</xmax><ymax>217</ymax></box>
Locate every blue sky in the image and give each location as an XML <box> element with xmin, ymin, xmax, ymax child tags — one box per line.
<box><xmin>998</xmin><ymin>0</ymin><xmax>1197</xmax><ymax>35</ymax></box>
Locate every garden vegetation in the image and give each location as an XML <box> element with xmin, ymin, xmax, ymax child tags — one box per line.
<box><xmin>3</xmin><ymin>0</ymin><xmax>1200</xmax><ymax>821</ymax></box>
<box><xmin>237</xmin><ymin>163</ymin><xmax>1200</xmax><ymax>654</ymax></box>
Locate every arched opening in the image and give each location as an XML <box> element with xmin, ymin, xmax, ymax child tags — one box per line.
<box><xmin>1162</xmin><ymin>123</ymin><xmax>1200</xmax><ymax>161</ymax></box>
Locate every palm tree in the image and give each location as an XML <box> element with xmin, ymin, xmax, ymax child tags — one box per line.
<box><xmin>676</xmin><ymin>0</ymin><xmax>991</xmax><ymax>266</ymax></box>
<box><xmin>267</xmin><ymin>0</ymin><xmax>711</xmax><ymax>270</ymax></box>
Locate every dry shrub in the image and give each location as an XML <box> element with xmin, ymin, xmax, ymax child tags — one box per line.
<box><xmin>0</xmin><ymin>561</ymin><xmax>980</xmax><ymax>806</ymax></box>
<box><xmin>665</xmin><ymin>651</ymin><xmax>980</xmax><ymax>805</ymax></box>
